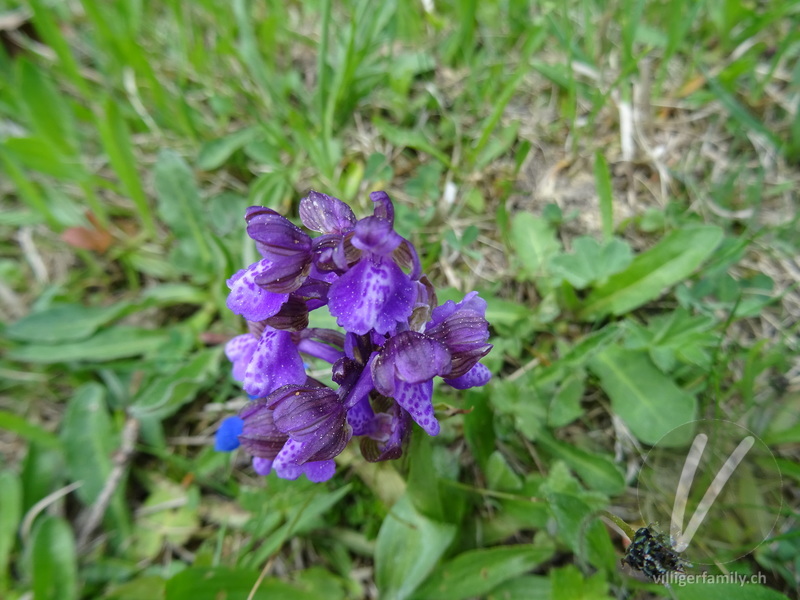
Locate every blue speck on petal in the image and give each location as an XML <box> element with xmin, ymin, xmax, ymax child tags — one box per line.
<box><xmin>215</xmin><ymin>416</ymin><xmax>244</xmax><ymax>451</ymax></box>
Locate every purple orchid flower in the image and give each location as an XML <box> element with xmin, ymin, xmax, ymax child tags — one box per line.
<box><xmin>216</xmin><ymin>190</ymin><xmax>493</xmax><ymax>482</ymax></box>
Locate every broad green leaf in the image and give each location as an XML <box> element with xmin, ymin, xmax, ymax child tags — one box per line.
<box><xmin>588</xmin><ymin>345</ymin><xmax>697</xmax><ymax>446</ymax></box>
<box><xmin>549</xmin><ymin>237</ymin><xmax>633</xmax><ymax>289</ymax></box>
<box><xmin>6</xmin><ymin>302</ymin><xmax>131</xmax><ymax>343</ymax></box>
<box><xmin>486</xmin><ymin>575</ymin><xmax>551</xmax><ymax>600</ymax></box>
<box><xmin>551</xmin><ymin>565</ymin><xmax>612</xmax><ymax>600</ymax></box>
<box><xmin>105</xmin><ymin>576</ymin><xmax>166</xmax><ymax>600</ymax></box>
<box><xmin>490</xmin><ymin>378</ymin><xmax>547</xmax><ymax>441</ymax></box>
<box><xmin>61</xmin><ymin>384</ymin><xmax>130</xmax><ymax>543</ymax></box>
<box><xmin>133</xmin><ymin>481</ymin><xmax>199</xmax><ymax>560</ymax></box>
<box><xmin>129</xmin><ymin>349</ymin><xmax>221</xmax><ymax>420</ymax></box>
<box><xmin>0</xmin><ymin>411</ymin><xmax>61</xmax><ymax>450</ymax></box>
<box><xmin>61</xmin><ymin>383</ymin><xmax>115</xmax><ymax>504</ymax></box>
<box><xmin>21</xmin><ymin>443</ymin><xmax>64</xmax><ymax>513</ymax></box>
<box><xmin>674</xmin><ymin>582</ymin><xmax>789</xmax><ymax>600</ymax></box>
<box><xmin>153</xmin><ymin>150</ymin><xmax>212</xmax><ymax>263</ymax></box>
<box><xmin>413</xmin><ymin>544</ymin><xmax>555</xmax><ymax>600</ymax></box>
<box><xmin>31</xmin><ymin>516</ymin><xmax>77</xmax><ymax>600</ymax></box>
<box><xmin>579</xmin><ymin>225</ymin><xmax>724</xmax><ymax>319</ymax></box>
<box><xmin>463</xmin><ymin>389</ymin><xmax>495</xmax><ymax>471</ymax></box>
<box><xmin>548</xmin><ymin>371</ymin><xmax>585</xmax><ymax>427</ymax></box>
<box><xmin>196</xmin><ymin>127</ymin><xmax>260</xmax><ymax>170</ymax></box>
<box><xmin>486</xmin><ymin>451</ymin><xmax>523</xmax><ymax>492</ymax></box>
<box><xmin>166</xmin><ymin>567</ymin><xmax>321</xmax><ymax>600</ymax></box>
<box><xmin>8</xmin><ymin>327</ymin><xmax>170</xmax><ymax>363</ymax></box>
<box><xmin>375</xmin><ymin>495</ymin><xmax>456</xmax><ymax>600</ymax></box>
<box><xmin>0</xmin><ymin>471</ymin><xmax>21</xmax><ymax>590</ymax></box>
<box><xmin>538</xmin><ymin>433</ymin><xmax>625</xmax><ymax>495</ymax></box>
<box><xmin>510</xmin><ymin>212</ymin><xmax>560</xmax><ymax>280</ymax></box>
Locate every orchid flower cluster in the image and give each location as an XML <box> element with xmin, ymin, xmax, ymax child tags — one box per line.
<box><xmin>214</xmin><ymin>191</ymin><xmax>492</xmax><ymax>482</ymax></box>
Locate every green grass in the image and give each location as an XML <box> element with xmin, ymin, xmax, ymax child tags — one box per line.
<box><xmin>1</xmin><ymin>1</ymin><xmax>799</xmax><ymax>599</ymax></box>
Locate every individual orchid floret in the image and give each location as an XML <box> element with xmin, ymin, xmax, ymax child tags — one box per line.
<box><xmin>246</xmin><ymin>207</ymin><xmax>313</xmax><ymax>293</ymax></box>
<box><xmin>226</xmin><ymin>264</ymin><xmax>289</xmax><ymax>322</ymax></box>
<box><xmin>328</xmin><ymin>217</ymin><xmax>417</xmax><ymax>336</ymax></box>
<box><xmin>268</xmin><ymin>383</ymin><xmax>352</xmax><ymax>465</ymax></box>
<box><xmin>299</xmin><ymin>190</ymin><xmax>357</xmax><ymax>235</ymax></box>
<box><xmin>242</xmin><ymin>326</ymin><xmax>306</xmax><ymax>398</ymax></box>
<box><xmin>426</xmin><ymin>291</ymin><xmax>492</xmax><ymax>379</ymax></box>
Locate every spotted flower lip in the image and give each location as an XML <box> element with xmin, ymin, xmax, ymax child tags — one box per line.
<box><xmin>218</xmin><ymin>190</ymin><xmax>494</xmax><ymax>482</ymax></box>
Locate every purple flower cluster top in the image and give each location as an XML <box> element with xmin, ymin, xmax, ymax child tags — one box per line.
<box><xmin>215</xmin><ymin>191</ymin><xmax>492</xmax><ymax>482</ymax></box>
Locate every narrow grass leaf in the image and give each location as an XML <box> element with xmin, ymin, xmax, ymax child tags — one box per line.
<box><xmin>28</xmin><ymin>0</ymin><xmax>90</xmax><ymax>95</ymax></box>
<box><xmin>412</xmin><ymin>544</ymin><xmax>555</xmax><ymax>600</ymax></box>
<box><xmin>16</xmin><ymin>59</ymin><xmax>78</xmax><ymax>155</ymax></box>
<box><xmin>0</xmin><ymin>148</ymin><xmax>57</xmax><ymax>227</ymax></box>
<box><xmin>31</xmin><ymin>516</ymin><xmax>77</xmax><ymax>600</ymax></box>
<box><xmin>153</xmin><ymin>150</ymin><xmax>212</xmax><ymax>263</ymax></box>
<box><xmin>8</xmin><ymin>327</ymin><xmax>170</xmax><ymax>363</ymax></box>
<box><xmin>578</xmin><ymin>225</ymin><xmax>723</xmax><ymax>319</ymax></box>
<box><xmin>196</xmin><ymin>127</ymin><xmax>260</xmax><ymax>171</ymax></box>
<box><xmin>6</xmin><ymin>302</ymin><xmax>131</xmax><ymax>343</ymax></box>
<box><xmin>588</xmin><ymin>345</ymin><xmax>697</xmax><ymax>446</ymax></box>
<box><xmin>375</xmin><ymin>494</ymin><xmax>456</xmax><ymax>600</ymax></box>
<box><xmin>0</xmin><ymin>470</ymin><xmax>21</xmax><ymax>591</ymax></box>
<box><xmin>96</xmin><ymin>98</ymin><xmax>155</xmax><ymax>235</ymax></box>
<box><xmin>594</xmin><ymin>152</ymin><xmax>614</xmax><ymax>242</ymax></box>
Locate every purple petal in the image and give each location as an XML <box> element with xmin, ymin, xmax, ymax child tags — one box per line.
<box><xmin>352</xmin><ymin>217</ymin><xmax>403</xmax><ymax>256</ymax></box>
<box><xmin>347</xmin><ymin>396</ymin><xmax>377</xmax><ymax>436</ymax></box>
<box><xmin>392</xmin><ymin>379</ymin><xmax>439</xmax><ymax>436</ymax></box>
<box><xmin>444</xmin><ymin>362</ymin><xmax>492</xmax><ymax>389</ymax></box>
<box><xmin>371</xmin><ymin>331</ymin><xmax>451</xmax><ymax>396</ymax></box>
<box><xmin>226</xmin><ymin>262</ymin><xmax>289</xmax><ymax>321</ymax></box>
<box><xmin>370</xmin><ymin>191</ymin><xmax>394</xmax><ymax>224</ymax></box>
<box><xmin>243</xmin><ymin>328</ymin><xmax>306</xmax><ymax>397</ymax></box>
<box><xmin>224</xmin><ymin>334</ymin><xmax>258</xmax><ymax>381</ymax></box>
<box><xmin>328</xmin><ymin>256</ymin><xmax>416</xmax><ymax>336</ymax></box>
<box><xmin>253</xmin><ymin>457</ymin><xmax>274</xmax><ymax>476</ymax></box>
<box><xmin>301</xmin><ymin>460</ymin><xmax>337</xmax><ymax>482</ymax></box>
<box><xmin>299</xmin><ymin>191</ymin><xmax>357</xmax><ymax>234</ymax></box>
<box><xmin>239</xmin><ymin>400</ymin><xmax>288</xmax><ymax>459</ymax></box>
<box><xmin>214</xmin><ymin>416</ymin><xmax>244</xmax><ymax>451</ymax></box>
<box><xmin>429</xmin><ymin>291</ymin><xmax>487</xmax><ymax>327</ymax></box>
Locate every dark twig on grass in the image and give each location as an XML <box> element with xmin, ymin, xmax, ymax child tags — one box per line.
<box><xmin>77</xmin><ymin>415</ymin><xmax>140</xmax><ymax>550</ymax></box>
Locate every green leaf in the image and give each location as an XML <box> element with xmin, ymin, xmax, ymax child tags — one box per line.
<box><xmin>375</xmin><ymin>495</ymin><xmax>456</xmax><ymax>600</ymax></box>
<box><xmin>1</xmin><ymin>137</ymin><xmax>84</xmax><ymax>180</ymax></box>
<box><xmin>61</xmin><ymin>383</ymin><xmax>115</xmax><ymax>504</ymax></box>
<box><xmin>548</xmin><ymin>371</ymin><xmax>585</xmax><ymax>427</ymax></box>
<box><xmin>0</xmin><ymin>411</ymin><xmax>62</xmax><ymax>450</ymax></box>
<box><xmin>373</xmin><ymin>118</ymin><xmax>452</xmax><ymax>167</ymax></box>
<box><xmin>96</xmin><ymin>98</ymin><xmax>155</xmax><ymax>235</ymax></box>
<box><xmin>579</xmin><ymin>225</ymin><xmax>724</xmax><ymax>319</ymax></box>
<box><xmin>0</xmin><ymin>471</ymin><xmax>21</xmax><ymax>591</ymax></box>
<box><xmin>594</xmin><ymin>152</ymin><xmax>614</xmax><ymax>242</ymax></box>
<box><xmin>413</xmin><ymin>544</ymin><xmax>555</xmax><ymax>600</ymax></box>
<box><xmin>129</xmin><ymin>349</ymin><xmax>222</xmax><ymax>420</ymax></box>
<box><xmin>549</xmin><ymin>237</ymin><xmax>633</xmax><ymax>290</ymax></box>
<box><xmin>485</xmin><ymin>575</ymin><xmax>551</xmax><ymax>600</ymax></box>
<box><xmin>133</xmin><ymin>481</ymin><xmax>199</xmax><ymax>560</ymax></box>
<box><xmin>6</xmin><ymin>302</ymin><xmax>131</xmax><ymax>343</ymax></box>
<box><xmin>17</xmin><ymin>59</ymin><xmax>77</xmax><ymax>156</ymax></box>
<box><xmin>153</xmin><ymin>150</ymin><xmax>212</xmax><ymax>263</ymax></box>
<box><xmin>196</xmin><ymin>127</ymin><xmax>260</xmax><ymax>170</ymax></box>
<box><xmin>31</xmin><ymin>516</ymin><xmax>77</xmax><ymax>600</ymax></box>
<box><xmin>588</xmin><ymin>345</ymin><xmax>697</xmax><ymax>446</ymax></box>
<box><xmin>550</xmin><ymin>565</ymin><xmax>612</xmax><ymax>600</ymax></box>
<box><xmin>8</xmin><ymin>326</ymin><xmax>170</xmax><ymax>363</ymax></box>
<box><xmin>538</xmin><ymin>433</ymin><xmax>625</xmax><ymax>495</ymax></box>
<box><xmin>486</xmin><ymin>451</ymin><xmax>523</xmax><ymax>492</ymax></box>
<box><xmin>61</xmin><ymin>384</ymin><xmax>130</xmax><ymax>543</ymax></box>
<box><xmin>674</xmin><ymin>582</ymin><xmax>789</xmax><ymax>600</ymax></box>
<box><xmin>510</xmin><ymin>212</ymin><xmax>560</xmax><ymax>280</ymax></box>
<box><xmin>166</xmin><ymin>567</ymin><xmax>320</xmax><ymax>600</ymax></box>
